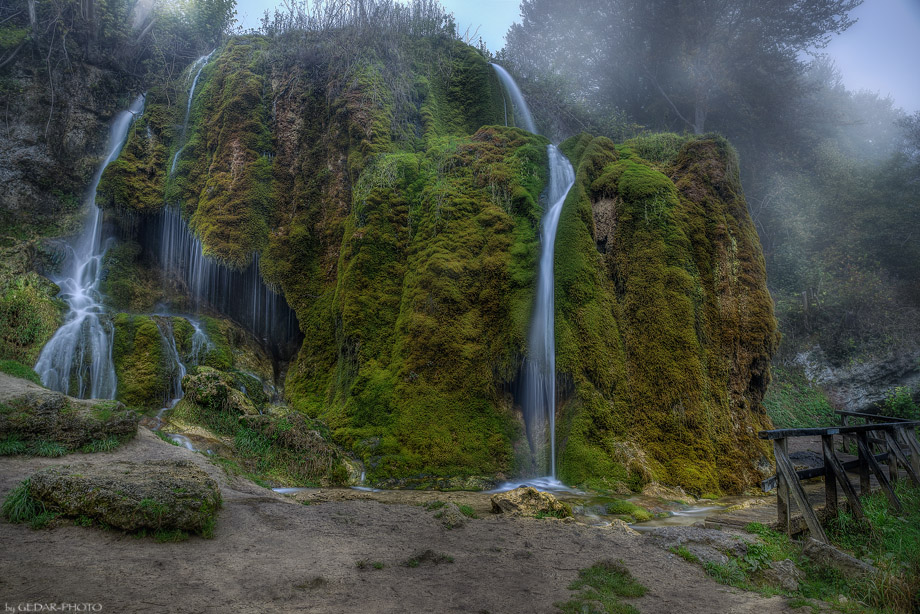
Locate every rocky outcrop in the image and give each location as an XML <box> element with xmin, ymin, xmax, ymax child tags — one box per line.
<box><xmin>647</xmin><ymin>526</ymin><xmax>755</xmax><ymax>566</ymax></box>
<box><xmin>0</xmin><ymin>373</ymin><xmax>137</xmax><ymax>451</ymax></box>
<box><xmin>26</xmin><ymin>460</ymin><xmax>221</xmax><ymax>534</ymax></box>
<box><xmin>490</xmin><ymin>487</ymin><xmax>573</xmax><ymax>518</ymax></box>
<box><xmin>796</xmin><ymin>346</ymin><xmax>920</xmax><ymax>413</ymax></box>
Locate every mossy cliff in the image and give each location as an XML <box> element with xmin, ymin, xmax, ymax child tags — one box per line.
<box><xmin>553</xmin><ymin>133</ymin><xmax>779</xmax><ymax>494</ymax></box>
<box><xmin>93</xmin><ymin>30</ymin><xmax>776</xmax><ymax>492</ymax></box>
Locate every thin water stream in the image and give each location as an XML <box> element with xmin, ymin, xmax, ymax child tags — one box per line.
<box><xmin>491</xmin><ymin>64</ymin><xmax>574</xmax><ymax>478</ymax></box>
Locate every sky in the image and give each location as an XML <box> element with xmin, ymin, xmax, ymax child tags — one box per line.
<box><xmin>233</xmin><ymin>0</ymin><xmax>920</xmax><ymax>113</ymax></box>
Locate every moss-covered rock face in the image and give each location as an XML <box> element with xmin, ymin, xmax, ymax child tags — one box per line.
<box><xmin>93</xmin><ymin>30</ymin><xmax>776</xmax><ymax>492</ymax></box>
<box><xmin>554</xmin><ymin>133</ymin><xmax>779</xmax><ymax>494</ymax></box>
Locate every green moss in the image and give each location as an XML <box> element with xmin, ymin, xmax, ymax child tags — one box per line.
<box><xmin>99</xmin><ymin>241</ymin><xmax>162</xmax><ymax>311</ymax></box>
<box><xmin>112</xmin><ymin>314</ymin><xmax>169</xmax><ymax>408</ymax></box>
<box><xmin>554</xmin><ymin>134</ymin><xmax>778</xmax><ymax>495</ymax></box>
<box><xmin>555</xmin><ymin>560</ymin><xmax>648</xmax><ymax>614</ymax></box>
<box><xmin>763</xmin><ymin>367</ymin><xmax>836</xmax><ymax>428</ymax></box>
<box><xmin>0</xmin><ymin>359</ymin><xmax>43</xmax><ymax>385</ymax></box>
<box><xmin>0</xmin><ymin>273</ymin><xmax>64</xmax><ymax>364</ymax></box>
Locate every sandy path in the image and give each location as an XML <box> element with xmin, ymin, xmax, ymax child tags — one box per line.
<box><xmin>0</xmin><ymin>428</ymin><xmax>794</xmax><ymax>613</ymax></box>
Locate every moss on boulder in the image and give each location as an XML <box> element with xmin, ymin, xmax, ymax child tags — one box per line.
<box><xmin>0</xmin><ymin>372</ymin><xmax>137</xmax><ymax>451</ymax></box>
<box><xmin>24</xmin><ymin>460</ymin><xmax>220</xmax><ymax>534</ymax></box>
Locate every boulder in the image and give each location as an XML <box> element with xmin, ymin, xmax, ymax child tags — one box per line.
<box><xmin>605</xmin><ymin>518</ymin><xmax>640</xmax><ymax>536</ymax></box>
<box><xmin>755</xmin><ymin>559</ymin><xmax>804</xmax><ymax>592</ymax></box>
<box><xmin>641</xmin><ymin>482</ymin><xmax>695</xmax><ymax>504</ymax></box>
<box><xmin>435</xmin><ymin>502</ymin><xmax>467</xmax><ymax>529</ymax></box>
<box><xmin>0</xmin><ymin>373</ymin><xmax>138</xmax><ymax>450</ymax></box>
<box><xmin>802</xmin><ymin>538</ymin><xmax>879</xmax><ymax>581</ymax></box>
<box><xmin>27</xmin><ymin>460</ymin><xmax>221</xmax><ymax>534</ymax></box>
<box><xmin>647</xmin><ymin>525</ymin><xmax>754</xmax><ymax>565</ymax></box>
<box><xmin>490</xmin><ymin>487</ymin><xmax>573</xmax><ymax>518</ymax></box>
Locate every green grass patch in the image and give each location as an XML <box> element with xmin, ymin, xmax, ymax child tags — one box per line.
<box><xmin>422</xmin><ymin>500</ymin><xmax>445</xmax><ymax>511</ymax></box>
<box><xmin>0</xmin><ymin>359</ymin><xmax>43</xmax><ymax>385</ymax></box>
<box><xmin>457</xmin><ymin>504</ymin><xmax>478</xmax><ymax>519</ymax></box>
<box><xmin>1</xmin><ymin>480</ymin><xmax>45</xmax><ymax>524</ymax></box>
<box><xmin>555</xmin><ymin>559</ymin><xmax>647</xmax><ymax>614</ymax></box>
<box><xmin>0</xmin><ymin>434</ymin><xmax>26</xmax><ymax>455</ymax></box>
<box><xmin>80</xmin><ymin>436</ymin><xmax>123</xmax><ymax>453</ymax></box>
<box><xmin>401</xmin><ymin>550</ymin><xmax>454</xmax><ymax>568</ymax></box>
<box><xmin>26</xmin><ymin>440</ymin><xmax>68</xmax><ymax>457</ymax></box>
<box><xmin>670</xmin><ymin>545</ymin><xmax>699</xmax><ymax>563</ymax></box>
<box><xmin>763</xmin><ymin>367</ymin><xmax>836</xmax><ymax>429</ymax></box>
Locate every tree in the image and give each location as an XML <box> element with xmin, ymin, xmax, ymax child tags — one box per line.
<box><xmin>503</xmin><ymin>0</ymin><xmax>860</xmax><ymax>135</ymax></box>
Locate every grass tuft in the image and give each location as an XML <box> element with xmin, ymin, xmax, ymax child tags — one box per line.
<box><xmin>555</xmin><ymin>559</ymin><xmax>647</xmax><ymax>614</ymax></box>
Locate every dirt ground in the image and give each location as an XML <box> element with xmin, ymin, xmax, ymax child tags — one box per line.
<box><xmin>0</xmin><ymin>428</ymin><xmax>797</xmax><ymax>613</ymax></box>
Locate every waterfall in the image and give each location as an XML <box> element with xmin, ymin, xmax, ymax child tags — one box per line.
<box><xmin>491</xmin><ymin>64</ymin><xmax>575</xmax><ymax>479</ymax></box>
<box><xmin>170</xmin><ymin>51</ymin><xmax>214</xmax><ymax>175</ymax></box>
<box><xmin>490</xmin><ymin>63</ymin><xmax>536</xmax><ymax>134</ymax></box>
<box><xmin>140</xmin><ymin>205</ymin><xmax>301</xmax><ymax>358</ymax></box>
<box><xmin>520</xmin><ymin>145</ymin><xmax>574</xmax><ymax>477</ymax></box>
<box><xmin>154</xmin><ymin>316</ymin><xmax>187</xmax><ymax>407</ymax></box>
<box><xmin>35</xmin><ymin>94</ymin><xmax>146</xmax><ymax>398</ymax></box>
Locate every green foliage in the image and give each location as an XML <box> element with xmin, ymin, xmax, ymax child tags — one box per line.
<box><xmin>1</xmin><ymin>480</ymin><xmax>44</xmax><ymax>524</ymax></box>
<box><xmin>401</xmin><ymin>550</ymin><xmax>454</xmax><ymax>568</ymax></box>
<box><xmin>555</xmin><ymin>559</ymin><xmax>647</xmax><ymax>614</ymax></box>
<box><xmin>0</xmin><ymin>273</ymin><xmax>63</xmax><ymax>364</ymax></box>
<box><xmin>80</xmin><ymin>436</ymin><xmax>124</xmax><ymax>453</ymax></box>
<box><xmin>27</xmin><ymin>440</ymin><xmax>68</xmax><ymax>457</ymax></box>
<box><xmin>763</xmin><ymin>367</ymin><xmax>836</xmax><ymax>428</ymax></box>
<box><xmin>882</xmin><ymin>387</ymin><xmax>919</xmax><ymax>421</ymax></box>
<box><xmin>0</xmin><ymin>434</ymin><xmax>26</xmax><ymax>455</ymax></box>
<box><xmin>99</xmin><ymin>241</ymin><xmax>162</xmax><ymax>311</ymax></box>
<box><xmin>671</xmin><ymin>546</ymin><xmax>699</xmax><ymax>563</ymax></box>
<box><xmin>422</xmin><ymin>500</ymin><xmax>446</xmax><ymax>511</ymax></box>
<box><xmin>0</xmin><ymin>359</ymin><xmax>42</xmax><ymax>385</ymax></box>
<box><xmin>602</xmin><ymin>500</ymin><xmax>652</xmax><ymax>523</ymax></box>
<box><xmin>457</xmin><ymin>504</ymin><xmax>478</xmax><ymax>519</ymax></box>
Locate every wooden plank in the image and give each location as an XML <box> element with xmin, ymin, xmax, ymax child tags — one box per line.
<box><xmin>760</xmin><ymin>452</ymin><xmax>891</xmax><ymax>492</ymax></box>
<box><xmin>835</xmin><ymin>410</ymin><xmax>910</xmax><ymax>423</ymax></box>
<box><xmin>902</xmin><ymin>427</ymin><xmax>920</xmax><ymax>478</ymax></box>
<box><xmin>857</xmin><ymin>432</ymin><xmax>902</xmax><ymax>512</ymax></box>
<box><xmin>773</xmin><ymin>439</ymin><xmax>790</xmax><ymax>535</ymax></box>
<box><xmin>822</xmin><ymin>434</ymin><xmax>838</xmax><ymax>517</ymax></box>
<box><xmin>774</xmin><ymin>439</ymin><xmax>828</xmax><ymax>543</ymax></box>
<box><xmin>822</xmin><ymin>434</ymin><xmax>864</xmax><ymax>520</ymax></box>
<box><xmin>883</xmin><ymin>429</ymin><xmax>920</xmax><ymax>486</ymax></box>
<box><xmin>759</xmin><ymin>421</ymin><xmax>920</xmax><ymax>440</ymax></box>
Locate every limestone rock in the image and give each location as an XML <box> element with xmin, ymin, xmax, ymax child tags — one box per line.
<box><xmin>490</xmin><ymin>487</ymin><xmax>573</xmax><ymax>518</ymax></box>
<box><xmin>605</xmin><ymin>518</ymin><xmax>640</xmax><ymax>535</ymax></box>
<box><xmin>436</xmin><ymin>503</ymin><xmax>467</xmax><ymax>529</ymax></box>
<box><xmin>755</xmin><ymin>559</ymin><xmax>804</xmax><ymax>592</ymax></box>
<box><xmin>0</xmin><ymin>373</ymin><xmax>138</xmax><ymax>450</ymax></box>
<box><xmin>641</xmin><ymin>482</ymin><xmax>695</xmax><ymax>504</ymax></box>
<box><xmin>802</xmin><ymin>538</ymin><xmax>879</xmax><ymax>581</ymax></box>
<box><xmin>647</xmin><ymin>526</ymin><xmax>754</xmax><ymax>563</ymax></box>
<box><xmin>27</xmin><ymin>460</ymin><xmax>221</xmax><ymax>533</ymax></box>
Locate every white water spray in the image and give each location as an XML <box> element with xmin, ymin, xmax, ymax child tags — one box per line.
<box><xmin>35</xmin><ymin>94</ymin><xmax>146</xmax><ymax>398</ymax></box>
<box><xmin>491</xmin><ymin>64</ymin><xmax>575</xmax><ymax>479</ymax></box>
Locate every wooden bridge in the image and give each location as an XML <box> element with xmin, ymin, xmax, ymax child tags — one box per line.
<box><xmin>705</xmin><ymin>411</ymin><xmax>920</xmax><ymax>544</ymax></box>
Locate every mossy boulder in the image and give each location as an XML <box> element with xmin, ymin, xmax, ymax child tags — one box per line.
<box><xmin>0</xmin><ymin>372</ymin><xmax>137</xmax><ymax>451</ymax></box>
<box><xmin>490</xmin><ymin>486</ymin><xmax>573</xmax><ymax>518</ymax></box>
<box><xmin>25</xmin><ymin>460</ymin><xmax>221</xmax><ymax>534</ymax></box>
<box><xmin>111</xmin><ymin>313</ymin><xmax>171</xmax><ymax>409</ymax></box>
<box><xmin>182</xmin><ymin>367</ymin><xmax>257</xmax><ymax>415</ymax></box>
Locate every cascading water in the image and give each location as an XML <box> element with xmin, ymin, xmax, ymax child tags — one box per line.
<box><xmin>520</xmin><ymin>146</ymin><xmax>574</xmax><ymax>477</ymax></box>
<box><xmin>34</xmin><ymin>94</ymin><xmax>146</xmax><ymax>398</ymax></box>
<box><xmin>491</xmin><ymin>64</ymin><xmax>575</xmax><ymax>480</ymax></box>
<box><xmin>144</xmin><ymin>49</ymin><xmax>301</xmax><ymax>358</ymax></box>
<box><xmin>142</xmin><ymin>206</ymin><xmax>300</xmax><ymax>356</ymax></box>
<box><xmin>169</xmin><ymin>51</ymin><xmax>213</xmax><ymax>175</ymax></box>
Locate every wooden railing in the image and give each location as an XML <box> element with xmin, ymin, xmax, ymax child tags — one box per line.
<box><xmin>758</xmin><ymin>417</ymin><xmax>920</xmax><ymax>544</ymax></box>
